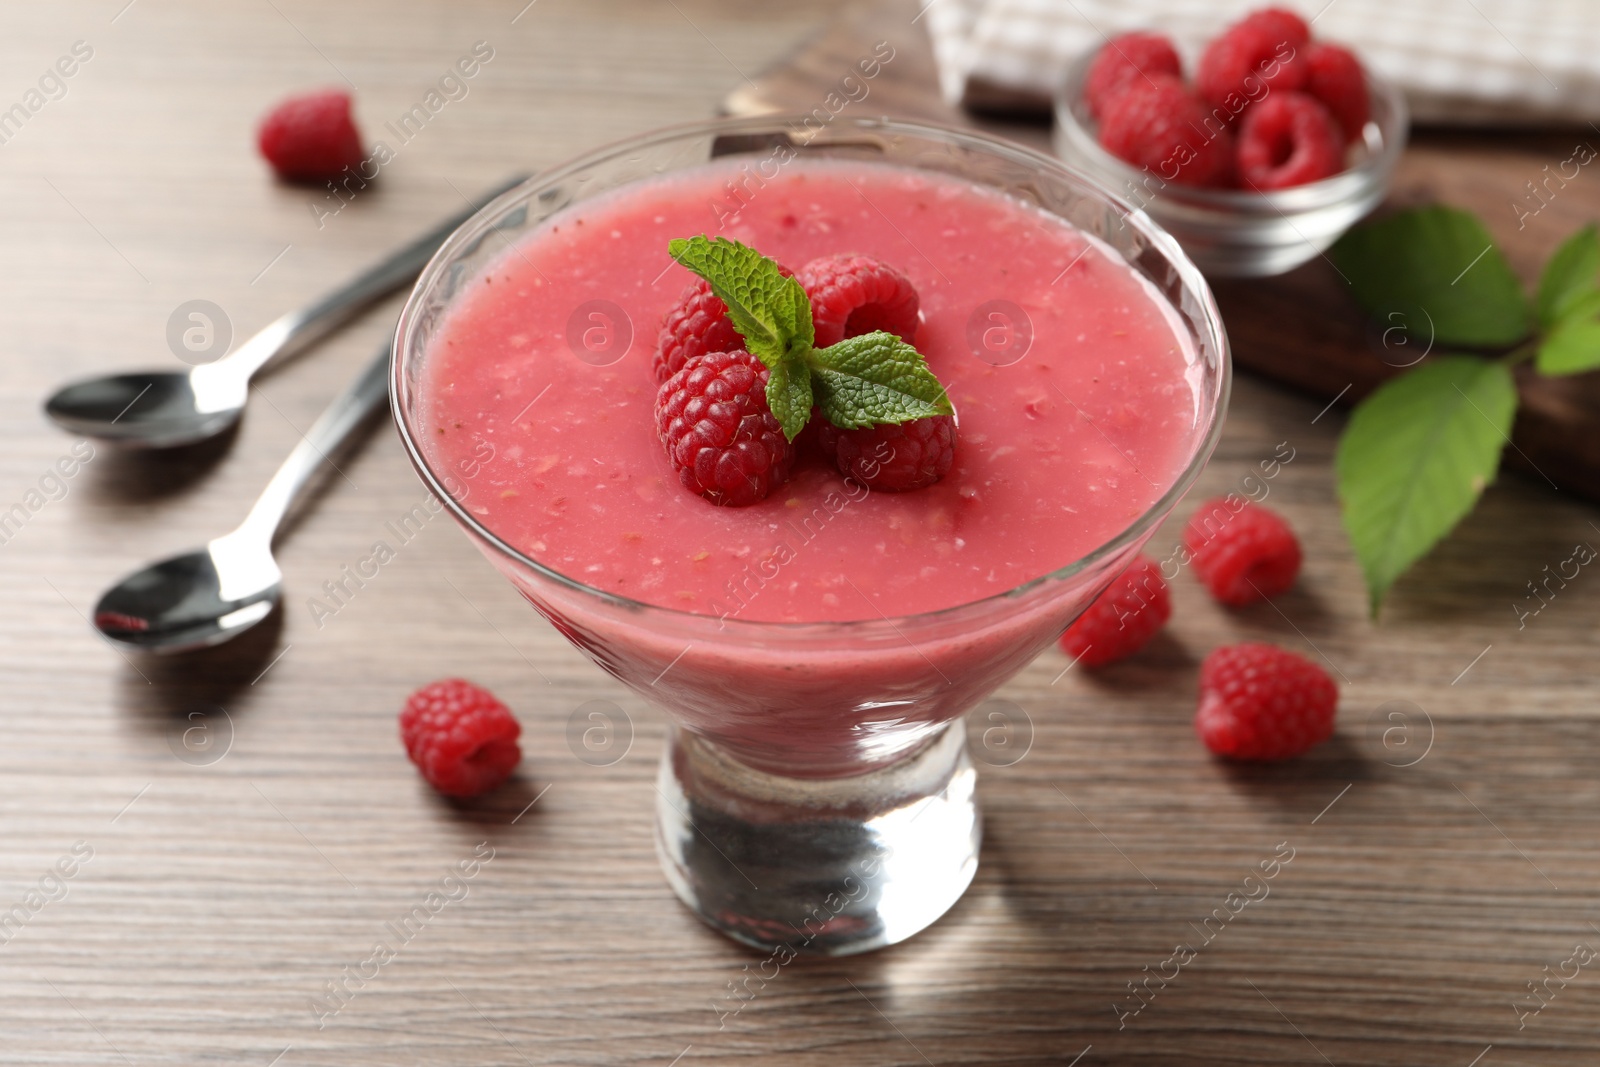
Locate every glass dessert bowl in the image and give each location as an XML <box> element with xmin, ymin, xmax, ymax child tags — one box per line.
<box><xmin>392</xmin><ymin>115</ymin><xmax>1230</xmax><ymax>955</ymax></box>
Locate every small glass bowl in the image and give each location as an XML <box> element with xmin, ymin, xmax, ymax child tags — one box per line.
<box><xmin>1053</xmin><ymin>46</ymin><xmax>1408</xmax><ymax>277</ymax></box>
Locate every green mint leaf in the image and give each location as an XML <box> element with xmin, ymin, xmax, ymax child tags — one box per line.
<box><xmin>667</xmin><ymin>235</ymin><xmax>817</xmax><ymax>440</ymax></box>
<box><xmin>1329</xmin><ymin>205</ymin><xmax>1531</xmax><ymax>348</ymax></box>
<box><xmin>1336</xmin><ymin>356</ymin><xmax>1516</xmax><ymax>617</ymax></box>
<box><xmin>808</xmin><ymin>331</ymin><xmax>954</xmax><ymax>429</ymax></box>
<box><xmin>765</xmin><ymin>355</ymin><xmax>814</xmax><ymax>441</ymax></box>
<box><xmin>667</xmin><ymin>236</ymin><xmax>814</xmax><ymax>367</ymax></box>
<box><xmin>1536</xmin><ymin>224</ymin><xmax>1600</xmax><ymax>328</ymax></box>
<box><xmin>1536</xmin><ymin>317</ymin><xmax>1600</xmax><ymax>375</ymax></box>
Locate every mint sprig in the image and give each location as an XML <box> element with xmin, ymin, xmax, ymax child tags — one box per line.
<box><xmin>811</xmin><ymin>332</ymin><xmax>953</xmax><ymax>429</ymax></box>
<box><xmin>667</xmin><ymin>236</ymin><xmax>814</xmax><ymax>369</ymax></box>
<box><xmin>1330</xmin><ymin>208</ymin><xmax>1600</xmax><ymax>615</ymax></box>
<box><xmin>667</xmin><ymin>236</ymin><xmax>953</xmax><ymax>440</ymax></box>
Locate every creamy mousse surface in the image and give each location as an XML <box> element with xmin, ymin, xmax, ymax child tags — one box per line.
<box><xmin>421</xmin><ymin>159</ymin><xmax>1200</xmax><ymax>623</ymax></box>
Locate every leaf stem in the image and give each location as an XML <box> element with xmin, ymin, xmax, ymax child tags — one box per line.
<box><xmin>1502</xmin><ymin>338</ymin><xmax>1541</xmax><ymax>367</ymax></box>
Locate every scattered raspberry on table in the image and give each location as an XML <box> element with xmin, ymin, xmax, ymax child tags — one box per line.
<box><xmin>1196</xmin><ymin>642</ymin><xmax>1338</xmax><ymax>760</ymax></box>
<box><xmin>399</xmin><ymin>679</ymin><xmax>523</xmax><ymax>798</ymax></box>
<box><xmin>256</xmin><ymin>88</ymin><xmax>365</xmax><ymax>184</ymax></box>
<box><xmin>1058</xmin><ymin>555</ymin><xmax>1171</xmax><ymax>668</ymax></box>
<box><xmin>656</xmin><ymin>349</ymin><xmax>795</xmax><ymax>506</ymax></box>
<box><xmin>1183</xmin><ymin>496</ymin><xmax>1303</xmax><ymax>606</ymax></box>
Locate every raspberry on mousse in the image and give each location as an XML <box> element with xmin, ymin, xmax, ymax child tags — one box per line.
<box><xmin>655</xmin><ymin>278</ymin><xmax>747</xmax><ymax>383</ymax></box>
<box><xmin>795</xmin><ymin>254</ymin><xmax>921</xmax><ymax>348</ymax></box>
<box><xmin>817</xmin><ymin>414</ymin><xmax>956</xmax><ymax>493</ymax></box>
<box><xmin>655</xmin><ymin>349</ymin><xmax>796</xmax><ymax>507</ymax></box>
<box><xmin>655</xmin><ymin>240</ymin><xmax>954</xmax><ymax>506</ymax></box>
<box><xmin>654</xmin><ymin>262</ymin><xmax>796</xmax><ymax>383</ymax></box>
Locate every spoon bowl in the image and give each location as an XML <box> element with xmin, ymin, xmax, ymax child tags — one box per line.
<box><xmin>46</xmin><ymin>370</ymin><xmax>245</xmax><ymax>450</ymax></box>
<box><xmin>94</xmin><ymin>540</ymin><xmax>280</xmax><ymax>653</ymax></box>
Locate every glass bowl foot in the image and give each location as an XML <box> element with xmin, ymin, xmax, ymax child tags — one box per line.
<box><xmin>654</xmin><ymin>721</ymin><xmax>981</xmax><ymax>957</ymax></box>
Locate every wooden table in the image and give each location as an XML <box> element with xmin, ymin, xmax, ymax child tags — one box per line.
<box><xmin>3</xmin><ymin>2</ymin><xmax>1598</xmax><ymax>1065</ymax></box>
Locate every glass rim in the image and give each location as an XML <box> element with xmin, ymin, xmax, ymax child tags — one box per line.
<box><xmin>390</xmin><ymin>113</ymin><xmax>1233</xmax><ymax>634</ymax></box>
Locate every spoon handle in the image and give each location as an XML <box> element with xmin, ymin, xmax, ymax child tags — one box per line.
<box><xmin>234</xmin><ymin>339</ymin><xmax>393</xmax><ymax>547</ymax></box>
<box><xmin>220</xmin><ymin>173</ymin><xmax>529</xmax><ymax>382</ymax></box>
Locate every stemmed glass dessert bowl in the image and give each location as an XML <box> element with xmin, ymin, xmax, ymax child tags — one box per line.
<box><xmin>392</xmin><ymin>115</ymin><xmax>1230</xmax><ymax>956</ymax></box>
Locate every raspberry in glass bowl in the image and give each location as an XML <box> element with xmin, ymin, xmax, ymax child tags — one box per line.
<box><xmin>1053</xmin><ymin>20</ymin><xmax>1407</xmax><ymax>277</ymax></box>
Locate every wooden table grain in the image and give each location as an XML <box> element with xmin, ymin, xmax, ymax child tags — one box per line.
<box><xmin>2</xmin><ymin>2</ymin><xmax>1598</xmax><ymax>1065</ymax></box>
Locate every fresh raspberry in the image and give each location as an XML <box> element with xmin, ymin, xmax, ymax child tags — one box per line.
<box><xmin>1239</xmin><ymin>7</ymin><xmax>1311</xmax><ymax>48</ymax></box>
<box><xmin>1236</xmin><ymin>91</ymin><xmax>1345</xmax><ymax>189</ymax></box>
<box><xmin>1305</xmin><ymin>42</ymin><xmax>1371</xmax><ymax>143</ymax></box>
<box><xmin>796</xmin><ymin>255</ymin><xmax>920</xmax><ymax>349</ymax></box>
<box><xmin>816</xmin><ymin>414</ymin><xmax>956</xmax><ymax>492</ymax></box>
<box><xmin>1097</xmin><ymin>74</ymin><xmax>1235</xmax><ymax>188</ymax></box>
<box><xmin>654</xmin><ymin>279</ymin><xmax>745</xmax><ymax>383</ymax></box>
<box><xmin>654</xmin><ymin>264</ymin><xmax>798</xmax><ymax>382</ymax></box>
<box><xmin>1183</xmin><ymin>496</ymin><xmax>1302</xmax><ymax>606</ymax></box>
<box><xmin>399</xmin><ymin>679</ymin><xmax>522</xmax><ymax>797</ymax></box>
<box><xmin>256</xmin><ymin>89</ymin><xmax>365</xmax><ymax>183</ymax></box>
<box><xmin>656</xmin><ymin>350</ymin><xmax>794</xmax><ymax>506</ymax></box>
<box><xmin>1058</xmin><ymin>555</ymin><xmax>1170</xmax><ymax>668</ymax></box>
<box><xmin>1196</xmin><ymin>23</ymin><xmax>1309</xmax><ymax>114</ymax></box>
<box><xmin>1084</xmin><ymin>32</ymin><xmax>1183</xmax><ymax>119</ymax></box>
<box><xmin>1196</xmin><ymin>643</ymin><xmax>1337</xmax><ymax>760</ymax></box>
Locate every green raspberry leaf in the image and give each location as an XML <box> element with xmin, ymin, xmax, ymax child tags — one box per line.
<box><xmin>1536</xmin><ymin>224</ymin><xmax>1600</xmax><ymax>328</ymax></box>
<box><xmin>667</xmin><ymin>236</ymin><xmax>814</xmax><ymax>367</ymax></box>
<box><xmin>1536</xmin><ymin>316</ymin><xmax>1600</xmax><ymax>376</ymax></box>
<box><xmin>808</xmin><ymin>331</ymin><xmax>955</xmax><ymax>430</ymax></box>
<box><xmin>1329</xmin><ymin>205</ymin><xmax>1531</xmax><ymax>348</ymax></box>
<box><xmin>1336</xmin><ymin>356</ymin><xmax>1516</xmax><ymax>617</ymax></box>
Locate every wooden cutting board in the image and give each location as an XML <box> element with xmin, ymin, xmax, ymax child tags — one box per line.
<box><xmin>723</xmin><ymin>0</ymin><xmax>1600</xmax><ymax>500</ymax></box>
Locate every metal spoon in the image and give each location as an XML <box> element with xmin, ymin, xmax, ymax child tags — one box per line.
<box><xmin>92</xmin><ymin>338</ymin><xmax>392</xmax><ymax>653</ymax></box>
<box><xmin>45</xmin><ymin>173</ymin><xmax>527</xmax><ymax>449</ymax></box>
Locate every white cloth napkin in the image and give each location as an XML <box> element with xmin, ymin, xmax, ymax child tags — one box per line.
<box><xmin>924</xmin><ymin>0</ymin><xmax>1600</xmax><ymax>124</ymax></box>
